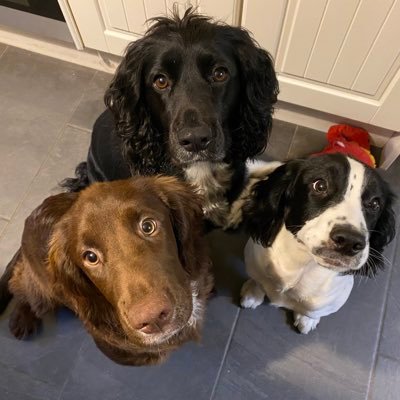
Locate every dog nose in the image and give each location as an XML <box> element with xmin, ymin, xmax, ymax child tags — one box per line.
<box><xmin>129</xmin><ymin>299</ymin><xmax>173</xmax><ymax>334</ymax></box>
<box><xmin>330</xmin><ymin>225</ymin><xmax>366</xmax><ymax>256</ymax></box>
<box><xmin>178</xmin><ymin>127</ymin><xmax>212</xmax><ymax>152</ymax></box>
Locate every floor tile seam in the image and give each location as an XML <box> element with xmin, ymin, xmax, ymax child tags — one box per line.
<box><xmin>0</xmin><ymin>216</ymin><xmax>10</xmax><ymax>222</ymax></box>
<box><xmin>0</xmin><ymin>44</ymin><xmax>8</xmax><ymax>59</ymax></box>
<box><xmin>0</xmin><ymin>122</ymin><xmax>69</xmax><ymax>243</ymax></box>
<box><xmin>56</xmin><ymin>339</ymin><xmax>86</xmax><ymax>400</ymax></box>
<box><xmin>65</xmin><ymin>123</ymin><xmax>92</xmax><ymax>134</ymax></box>
<box><xmin>286</xmin><ymin>125</ymin><xmax>298</xmax><ymax>160</ymax></box>
<box><xmin>209</xmin><ymin>307</ymin><xmax>241</xmax><ymax>400</ymax></box>
<box><xmin>365</xmin><ymin>234</ymin><xmax>400</xmax><ymax>400</ymax></box>
<box><xmin>375</xmin><ymin>353</ymin><xmax>400</xmax><ymax>364</ymax></box>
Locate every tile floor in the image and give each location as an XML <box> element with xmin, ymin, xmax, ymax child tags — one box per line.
<box><xmin>0</xmin><ymin>45</ymin><xmax>399</xmax><ymax>400</ymax></box>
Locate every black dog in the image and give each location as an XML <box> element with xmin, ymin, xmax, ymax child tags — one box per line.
<box><xmin>63</xmin><ymin>9</ymin><xmax>279</xmax><ymax>227</ymax></box>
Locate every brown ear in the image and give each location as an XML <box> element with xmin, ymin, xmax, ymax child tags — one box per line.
<box><xmin>151</xmin><ymin>176</ymin><xmax>207</xmax><ymax>275</ymax></box>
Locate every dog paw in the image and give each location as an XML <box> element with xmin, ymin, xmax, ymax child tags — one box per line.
<box><xmin>9</xmin><ymin>303</ymin><xmax>40</xmax><ymax>340</ymax></box>
<box><xmin>293</xmin><ymin>313</ymin><xmax>320</xmax><ymax>334</ymax></box>
<box><xmin>240</xmin><ymin>279</ymin><xmax>265</xmax><ymax>309</ymax></box>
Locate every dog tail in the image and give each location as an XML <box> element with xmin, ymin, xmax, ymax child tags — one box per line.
<box><xmin>0</xmin><ymin>248</ymin><xmax>21</xmax><ymax>314</ymax></box>
<box><xmin>60</xmin><ymin>161</ymin><xmax>89</xmax><ymax>193</ymax></box>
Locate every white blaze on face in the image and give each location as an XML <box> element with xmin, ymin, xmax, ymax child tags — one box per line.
<box><xmin>296</xmin><ymin>157</ymin><xmax>369</xmax><ymax>268</ymax></box>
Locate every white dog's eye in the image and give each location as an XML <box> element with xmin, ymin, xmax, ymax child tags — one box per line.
<box><xmin>368</xmin><ymin>198</ymin><xmax>381</xmax><ymax>212</ymax></box>
<box><xmin>312</xmin><ymin>179</ymin><xmax>328</xmax><ymax>193</ymax></box>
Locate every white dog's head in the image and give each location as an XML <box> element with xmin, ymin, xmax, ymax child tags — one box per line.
<box><xmin>244</xmin><ymin>154</ymin><xmax>396</xmax><ymax>275</ymax></box>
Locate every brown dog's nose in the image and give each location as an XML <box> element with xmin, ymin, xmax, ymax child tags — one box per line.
<box><xmin>129</xmin><ymin>298</ymin><xmax>173</xmax><ymax>334</ymax></box>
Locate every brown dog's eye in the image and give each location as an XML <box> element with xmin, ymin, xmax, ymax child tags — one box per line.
<box><xmin>212</xmin><ymin>67</ymin><xmax>229</xmax><ymax>82</ymax></box>
<box><xmin>140</xmin><ymin>219</ymin><xmax>157</xmax><ymax>235</ymax></box>
<box><xmin>312</xmin><ymin>179</ymin><xmax>328</xmax><ymax>194</ymax></box>
<box><xmin>153</xmin><ymin>74</ymin><xmax>170</xmax><ymax>90</ymax></box>
<box><xmin>83</xmin><ymin>250</ymin><xmax>99</xmax><ymax>265</ymax></box>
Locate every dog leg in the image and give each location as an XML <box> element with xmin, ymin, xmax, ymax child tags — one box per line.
<box><xmin>240</xmin><ymin>279</ymin><xmax>265</xmax><ymax>309</ymax></box>
<box><xmin>9</xmin><ymin>301</ymin><xmax>41</xmax><ymax>340</ymax></box>
<box><xmin>293</xmin><ymin>312</ymin><xmax>320</xmax><ymax>334</ymax></box>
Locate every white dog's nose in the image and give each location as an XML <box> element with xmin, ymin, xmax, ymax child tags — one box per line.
<box><xmin>330</xmin><ymin>225</ymin><xmax>366</xmax><ymax>256</ymax></box>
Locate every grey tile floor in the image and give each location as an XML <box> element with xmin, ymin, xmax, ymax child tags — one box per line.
<box><xmin>0</xmin><ymin>45</ymin><xmax>399</xmax><ymax>400</ymax></box>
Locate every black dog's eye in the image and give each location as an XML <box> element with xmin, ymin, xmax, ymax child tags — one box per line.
<box><xmin>312</xmin><ymin>179</ymin><xmax>328</xmax><ymax>194</ymax></box>
<box><xmin>212</xmin><ymin>67</ymin><xmax>229</xmax><ymax>82</ymax></box>
<box><xmin>153</xmin><ymin>74</ymin><xmax>170</xmax><ymax>90</ymax></box>
<box><xmin>140</xmin><ymin>218</ymin><xmax>157</xmax><ymax>235</ymax></box>
<box><xmin>367</xmin><ymin>198</ymin><xmax>381</xmax><ymax>212</ymax></box>
<box><xmin>83</xmin><ymin>250</ymin><xmax>99</xmax><ymax>266</ymax></box>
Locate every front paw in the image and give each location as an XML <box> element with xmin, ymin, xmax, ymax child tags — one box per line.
<box><xmin>9</xmin><ymin>303</ymin><xmax>40</xmax><ymax>340</ymax></box>
<box><xmin>240</xmin><ymin>279</ymin><xmax>265</xmax><ymax>309</ymax></box>
<box><xmin>293</xmin><ymin>313</ymin><xmax>320</xmax><ymax>334</ymax></box>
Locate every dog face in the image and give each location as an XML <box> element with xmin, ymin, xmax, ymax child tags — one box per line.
<box><xmin>104</xmin><ymin>9</ymin><xmax>278</xmax><ymax>171</ymax></box>
<box><xmin>245</xmin><ymin>154</ymin><xmax>396</xmax><ymax>275</ymax></box>
<box><xmin>51</xmin><ymin>177</ymin><xmax>210</xmax><ymax>348</ymax></box>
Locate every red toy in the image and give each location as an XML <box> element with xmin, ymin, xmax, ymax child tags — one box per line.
<box><xmin>314</xmin><ymin>124</ymin><xmax>376</xmax><ymax>167</ymax></box>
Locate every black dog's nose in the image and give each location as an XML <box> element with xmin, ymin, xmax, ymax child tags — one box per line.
<box><xmin>179</xmin><ymin>127</ymin><xmax>212</xmax><ymax>152</ymax></box>
<box><xmin>330</xmin><ymin>225</ymin><xmax>366</xmax><ymax>256</ymax></box>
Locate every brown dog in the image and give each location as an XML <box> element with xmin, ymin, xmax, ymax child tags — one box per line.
<box><xmin>0</xmin><ymin>176</ymin><xmax>213</xmax><ymax>366</ymax></box>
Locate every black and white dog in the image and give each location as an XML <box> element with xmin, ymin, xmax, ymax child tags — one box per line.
<box><xmin>240</xmin><ymin>154</ymin><xmax>396</xmax><ymax>334</ymax></box>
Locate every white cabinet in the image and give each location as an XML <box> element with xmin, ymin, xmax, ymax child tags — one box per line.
<box><xmin>66</xmin><ymin>0</ymin><xmax>241</xmax><ymax>55</ymax></box>
<box><xmin>241</xmin><ymin>0</ymin><xmax>400</xmax><ymax>133</ymax></box>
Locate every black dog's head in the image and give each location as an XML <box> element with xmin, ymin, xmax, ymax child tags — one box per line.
<box><xmin>245</xmin><ymin>154</ymin><xmax>396</xmax><ymax>277</ymax></box>
<box><xmin>105</xmin><ymin>8</ymin><xmax>278</xmax><ymax>172</ymax></box>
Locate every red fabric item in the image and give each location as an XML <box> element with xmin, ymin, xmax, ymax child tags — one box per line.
<box><xmin>313</xmin><ymin>124</ymin><xmax>376</xmax><ymax>167</ymax></box>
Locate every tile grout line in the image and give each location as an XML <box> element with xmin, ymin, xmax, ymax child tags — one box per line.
<box><xmin>0</xmin><ymin>68</ymin><xmax>96</xmax><ymax>243</ymax></box>
<box><xmin>365</xmin><ymin>230</ymin><xmax>400</xmax><ymax>400</ymax></box>
<box><xmin>0</xmin><ymin>45</ymin><xmax>7</xmax><ymax>59</ymax></box>
<box><xmin>209</xmin><ymin>308</ymin><xmax>241</xmax><ymax>400</ymax></box>
<box><xmin>57</xmin><ymin>339</ymin><xmax>87</xmax><ymax>400</ymax></box>
<box><xmin>285</xmin><ymin>125</ymin><xmax>298</xmax><ymax>160</ymax></box>
<box><xmin>66</xmin><ymin>123</ymin><xmax>92</xmax><ymax>133</ymax></box>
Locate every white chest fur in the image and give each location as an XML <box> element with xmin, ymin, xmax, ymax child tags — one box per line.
<box><xmin>243</xmin><ymin>225</ymin><xmax>354</xmax><ymax>332</ymax></box>
<box><xmin>184</xmin><ymin>162</ymin><xmax>232</xmax><ymax>226</ymax></box>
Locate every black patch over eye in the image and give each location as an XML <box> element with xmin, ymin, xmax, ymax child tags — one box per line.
<box><xmin>211</xmin><ymin>67</ymin><xmax>229</xmax><ymax>82</ymax></box>
<box><xmin>312</xmin><ymin>179</ymin><xmax>328</xmax><ymax>194</ymax></box>
<box><xmin>140</xmin><ymin>218</ymin><xmax>157</xmax><ymax>235</ymax></box>
<box><xmin>83</xmin><ymin>250</ymin><xmax>99</xmax><ymax>265</ymax></box>
<box><xmin>366</xmin><ymin>198</ymin><xmax>381</xmax><ymax>212</ymax></box>
<box><xmin>153</xmin><ymin>74</ymin><xmax>170</xmax><ymax>90</ymax></box>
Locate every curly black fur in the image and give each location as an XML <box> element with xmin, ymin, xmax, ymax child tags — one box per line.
<box><xmin>61</xmin><ymin>7</ymin><xmax>278</xmax><ymax>195</ymax></box>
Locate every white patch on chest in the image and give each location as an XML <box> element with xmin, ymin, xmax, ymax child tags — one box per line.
<box><xmin>184</xmin><ymin>162</ymin><xmax>232</xmax><ymax>226</ymax></box>
<box><xmin>245</xmin><ymin>225</ymin><xmax>354</xmax><ymax>319</ymax></box>
<box><xmin>187</xmin><ymin>281</ymin><xmax>203</xmax><ymax>327</ymax></box>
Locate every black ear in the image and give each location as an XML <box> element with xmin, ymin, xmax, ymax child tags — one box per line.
<box><xmin>244</xmin><ymin>162</ymin><xmax>299</xmax><ymax>247</ymax></box>
<box><xmin>104</xmin><ymin>38</ymin><xmax>165</xmax><ymax>175</ymax></box>
<box><xmin>360</xmin><ymin>186</ymin><xmax>397</xmax><ymax>276</ymax></box>
<box><xmin>228</xmin><ymin>28</ymin><xmax>279</xmax><ymax>160</ymax></box>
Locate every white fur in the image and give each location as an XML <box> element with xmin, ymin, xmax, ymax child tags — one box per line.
<box><xmin>184</xmin><ymin>161</ymin><xmax>232</xmax><ymax>227</ymax></box>
<box><xmin>187</xmin><ymin>281</ymin><xmax>203</xmax><ymax>327</ymax></box>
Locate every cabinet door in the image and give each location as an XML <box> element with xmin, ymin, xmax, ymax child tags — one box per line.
<box><xmin>242</xmin><ymin>0</ymin><xmax>400</xmax><ymax>131</ymax></box>
<box><xmin>67</xmin><ymin>0</ymin><xmax>241</xmax><ymax>56</ymax></box>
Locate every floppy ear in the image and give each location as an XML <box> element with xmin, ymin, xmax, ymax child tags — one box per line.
<box><xmin>152</xmin><ymin>176</ymin><xmax>208</xmax><ymax>275</ymax></box>
<box><xmin>244</xmin><ymin>162</ymin><xmax>298</xmax><ymax>247</ymax></box>
<box><xmin>228</xmin><ymin>27</ymin><xmax>279</xmax><ymax>160</ymax></box>
<box><xmin>104</xmin><ymin>38</ymin><xmax>165</xmax><ymax>175</ymax></box>
<box><xmin>358</xmin><ymin>186</ymin><xmax>397</xmax><ymax>277</ymax></box>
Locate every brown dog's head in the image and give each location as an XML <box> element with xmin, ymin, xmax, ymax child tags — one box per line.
<box><xmin>49</xmin><ymin>176</ymin><xmax>211</xmax><ymax>350</ymax></box>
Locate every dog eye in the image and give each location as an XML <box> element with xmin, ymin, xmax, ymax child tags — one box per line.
<box><xmin>83</xmin><ymin>250</ymin><xmax>100</xmax><ymax>266</ymax></box>
<box><xmin>140</xmin><ymin>219</ymin><xmax>157</xmax><ymax>235</ymax></box>
<box><xmin>212</xmin><ymin>67</ymin><xmax>229</xmax><ymax>82</ymax></box>
<box><xmin>367</xmin><ymin>198</ymin><xmax>381</xmax><ymax>212</ymax></box>
<box><xmin>153</xmin><ymin>74</ymin><xmax>170</xmax><ymax>90</ymax></box>
<box><xmin>312</xmin><ymin>179</ymin><xmax>328</xmax><ymax>193</ymax></box>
